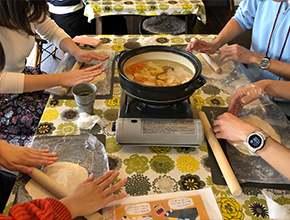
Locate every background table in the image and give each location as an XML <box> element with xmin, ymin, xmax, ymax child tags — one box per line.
<box><xmin>4</xmin><ymin>34</ymin><xmax>290</xmax><ymax>219</ymax></box>
<box><xmin>84</xmin><ymin>0</ymin><xmax>206</xmax><ymax>34</ymax></box>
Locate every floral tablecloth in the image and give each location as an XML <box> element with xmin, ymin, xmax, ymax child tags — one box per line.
<box><xmin>85</xmin><ymin>0</ymin><xmax>206</xmax><ymax>24</ymax></box>
<box><xmin>4</xmin><ymin>35</ymin><xmax>290</xmax><ymax>219</ymax></box>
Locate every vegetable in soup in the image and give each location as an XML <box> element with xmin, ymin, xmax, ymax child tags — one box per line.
<box><xmin>124</xmin><ymin>60</ymin><xmax>193</xmax><ymax>87</ymax></box>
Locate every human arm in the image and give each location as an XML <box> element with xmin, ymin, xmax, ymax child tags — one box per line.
<box><xmin>58</xmin><ymin>38</ymin><xmax>109</xmax><ymax>63</ymax></box>
<box><xmin>23</xmin><ymin>63</ymin><xmax>105</xmax><ymax>92</ymax></box>
<box><xmin>0</xmin><ymin>171</ymin><xmax>127</xmax><ymax>220</ymax></box>
<box><xmin>186</xmin><ymin>18</ymin><xmax>243</xmax><ymax>54</ymax></box>
<box><xmin>15</xmin><ymin>16</ymin><xmax>110</xmax><ymax>93</ymax></box>
<box><xmin>253</xmin><ymin>80</ymin><xmax>290</xmax><ymax>100</ymax></box>
<box><xmin>212</xmin><ymin>112</ymin><xmax>290</xmax><ymax>180</ymax></box>
<box><xmin>218</xmin><ymin>44</ymin><xmax>290</xmax><ymax>80</ymax></box>
<box><xmin>35</xmin><ymin>16</ymin><xmax>109</xmax><ymax>64</ymax></box>
<box><xmin>228</xmin><ymin>80</ymin><xmax>290</xmax><ymax>115</ymax></box>
<box><xmin>0</xmin><ymin>140</ymin><xmax>58</xmax><ymax>174</ymax></box>
<box><xmin>204</xmin><ymin>0</ymin><xmax>257</xmax><ymax>52</ymax></box>
<box><xmin>60</xmin><ymin>171</ymin><xmax>127</xmax><ymax>219</ymax></box>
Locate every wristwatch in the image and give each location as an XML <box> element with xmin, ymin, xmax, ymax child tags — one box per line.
<box><xmin>246</xmin><ymin>131</ymin><xmax>270</xmax><ymax>155</ymax></box>
<box><xmin>259</xmin><ymin>57</ymin><xmax>271</xmax><ymax>69</ymax></box>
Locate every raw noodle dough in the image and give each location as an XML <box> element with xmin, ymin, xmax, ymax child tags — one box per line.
<box><xmin>228</xmin><ymin>115</ymin><xmax>281</xmax><ymax>156</ymax></box>
<box><xmin>25</xmin><ymin>162</ymin><xmax>88</xmax><ymax>199</ymax></box>
<box><xmin>90</xmin><ymin>72</ymin><xmax>106</xmax><ymax>85</ymax></box>
<box><xmin>195</xmin><ymin>53</ymin><xmax>234</xmax><ymax>79</ymax></box>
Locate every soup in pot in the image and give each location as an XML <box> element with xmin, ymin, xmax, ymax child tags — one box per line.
<box><xmin>124</xmin><ymin>60</ymin><xmax>193</xmax><ymax>87</ymax></box>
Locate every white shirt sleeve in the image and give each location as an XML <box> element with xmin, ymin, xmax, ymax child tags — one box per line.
<box><xmin>0</xmin><ymin>16</ymin><xmax>70</xmax><ymax>94</ymax></box>
<box><xmin>0</xmin><ymin>70</ymin><xmax>25</xmax><ymax>93</ymax></box>
<box><xmin>34</xmin><ymin>15</ymin><xmax>70</xmax><ymax>49</ymax></box>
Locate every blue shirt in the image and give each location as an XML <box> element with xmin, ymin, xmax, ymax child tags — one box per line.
<box><xmin>234</xmin><ymin>0</ymin><xmax>290</xmax><ymax>82</ymax></box>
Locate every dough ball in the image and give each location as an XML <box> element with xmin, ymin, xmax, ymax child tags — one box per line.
<box><xmin>25</xmin><ymin>162</ymin><xmax>88</xmax><ymax>199</ymax></box>
<box><xmin>227</xmin><ymin>115</ymin><xmax>281</xmax><ymax>156</ymax></box>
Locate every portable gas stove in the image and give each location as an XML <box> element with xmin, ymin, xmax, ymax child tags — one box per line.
<box><xmin>115</xmin><ymin>91</ymin><xmax>204</xmax><ymax>146</ymax></box>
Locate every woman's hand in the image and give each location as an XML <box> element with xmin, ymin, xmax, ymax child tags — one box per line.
<box><xmin>60</xmin><ymin>171</ymin><xmax>127</xmax><ymax>218</ymax></box>
<box><xmin>59</xmin><ymin>38</ymin><xmax>110</xmax><ymax>63</ymax></box>
<box><xmin>59</xmin><ymin>63</ymin><xmax>105</xmax><ymax>87</ymax></box>
<box><xmin>228</xmin><ymin>84</ymin><xmax>267</xmax><ymax>116</ymax></box>
<box><xmin>212</xmin><ymin>112</ymin><xmax>261</xmax><ymax>142</ymax></box>
<box><xmin>186</xmin><ymin>38</ymin><xmax>219</xmax><ymax>54</ymax></box>
<box><xmin>74</xmin><ymin>50</ymin><xmax>110</xmax><ymax>63</ymax></box>
<box><xmin>0</xmin><ymin>140</ymin><xmax>58</xmax><ymax>174</ymax></box>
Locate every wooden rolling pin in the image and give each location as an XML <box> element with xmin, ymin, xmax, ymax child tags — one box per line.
<box><xmin>28</xmin><ymin>167</ymin><xmax>103</xmax><ymax>220</ymax></box>
<box><xmin>200</xmin><ymin>53</ymin><xmax>222</xmax><ymax>74</ymax></box>
<box><xmin>59</xmin><ymin>61</ymin><xmax>83</xmax><ymax>95</ymax></box>
<box><xmin>198</xmin><ymin>111</ymin><xmax>242</xmax><ymax>196</ymax></box>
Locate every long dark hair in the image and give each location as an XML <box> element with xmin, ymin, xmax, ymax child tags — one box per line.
<box><xmin>0</xmin><ymin>0</ymin><xmax>49</xmax><ymax>36</ymax></box>
<box><xmin>0</xmin><ymin>41</ymin><xmax>5</xmax><ymax>72</ymax></box>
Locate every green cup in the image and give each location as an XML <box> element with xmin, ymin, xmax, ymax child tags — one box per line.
<box><xmin>72</xmin><ymin>83</ymin><xmax>96</xmax><ymax>115</ymax></box>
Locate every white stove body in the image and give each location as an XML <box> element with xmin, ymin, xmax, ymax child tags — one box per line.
<box><xmin>116</xmin><ymin>117</ymin><xmax>204</xmax><ymax>147</ymax></box>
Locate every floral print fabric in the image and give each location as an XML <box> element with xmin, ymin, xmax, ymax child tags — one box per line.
<box><xmin>0</xmin><ymin>67</ymin><xmax>49</xmax><ymax>146</ymax></box>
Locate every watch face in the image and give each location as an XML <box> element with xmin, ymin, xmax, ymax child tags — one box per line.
<box><xmin>260</xmin><ymin>58</ymin><xmax>270</xmax><ymax>69</ymax></box>
<box><xmin>248</xmin><ymin>134</ymin><xmax>262</xmax><ymax>148</ymax></box>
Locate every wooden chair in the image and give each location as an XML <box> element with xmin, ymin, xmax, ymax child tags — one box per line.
<box><xmin>34</xmin><ymin>35</ymin><xmax>61</xmax><ymax>69</ymax></box>
<box><xmin>230</xmin><ymin>0</ymin><xmax>235</xmax><ymax>11</ymax></box>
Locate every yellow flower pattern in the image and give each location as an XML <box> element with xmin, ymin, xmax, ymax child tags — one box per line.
<box><xmin>86</xmin><ymin>0</ymin><xmax>207</xmax><ymax>25</ymax></box>
<box><xmin>93</xmin><ymin>6</ymin><xmax>102</xmax><ymax>14</ymax></box>
<box><xmin>217</xmin><ymin>197</ymin><xmax>244</xmax><ymax>220</ymax></box>
<box><xmin>3</xmin><ymin>34</ymin><xmax>271</xmax><ymax>220</ymax></box>
<box><xmin>159</xmin><ymin>5</ymin><xmax>169</xmax><ymax>10</ymax></box>
<box><xmin>136</xmin><ymin>5</ymin><xmax>147</xmax><ymax>12</ymax></box>
<box><xmin>41</xmin><ymin>109</ymin><xmax>59</xmax><ymax>122</ymax></box>
<box><xmin>149</xmin><ymin>12</ymin><xmax>158</xmax><ymax>15</ymax></box>
<box><xmin>111</xmin><ymin>44</ymin><xmax>124</xmax><ymax>51</ymax></box>
<box><xmin>176</xmin><ymin>155</ymin><xmax>200</xmax><ymax>173</ymax></box>
<box><xmin>181</xmin><ymin>4</ymin><xmax>192</xmax><ymax>10</ymax></box>
<box><xmin>114</xmin><ymin>5</ymin><xmax>124</xmax><ymax>11</ymax></box>
<box><xmin>105</xmin><ymin>96</ymin><xmax>120</xmax><ymax>108</ymax></box>
<box><xmin>192</xmin><ymin>95</ymin><xmax>205</xmax><ymax>108</ymax></box>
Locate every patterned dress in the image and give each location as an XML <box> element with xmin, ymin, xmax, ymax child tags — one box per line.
<box><xmin>0</xmin><ymin>67</ymin><xmax>49</xmax><ymax>146</ymax></box>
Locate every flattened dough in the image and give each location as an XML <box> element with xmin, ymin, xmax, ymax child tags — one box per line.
<box><xmin>195</xmin><ymin>53</ymin><xmax>234</xmax><ymax>79</ymax></box>
<box><xmin>26</xmin><ymin>162</ymin><xmax>88</xmax><ymax>199</ymax></box>
<box><xmin>228</xmin><ymin>115</ymin><xmax>281</xmax><ymax>156</ymax></box>
<box><xmin>90</xmin><ymin>72</ymin><xmax>106</xmax><ymax>85</ymax></box>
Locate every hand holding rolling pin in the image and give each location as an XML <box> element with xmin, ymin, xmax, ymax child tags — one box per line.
<box><xmin>199</xmin><ymin>112</ymin><xmax>242</xmax><ymax>196</ymax></box>
<box><xmin>28</xmin><ymin>168</ymin><xmax>127</xmax><ymax>220</ymax></box>
<box><xmin>186</xmin><ymin>38</ymin><xmax>221</xmax><ymax>74</ymax></box>
<box><xmin>186</xmin><ymin>37</ymin><xmax>219</xmax><ymax>55</ymax></box>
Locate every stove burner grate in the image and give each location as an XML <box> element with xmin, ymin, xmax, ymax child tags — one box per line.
<box><xmin>120</xmin><ymin>92</ymin><xmax>193</xmax><ymax>119</ymax></box>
